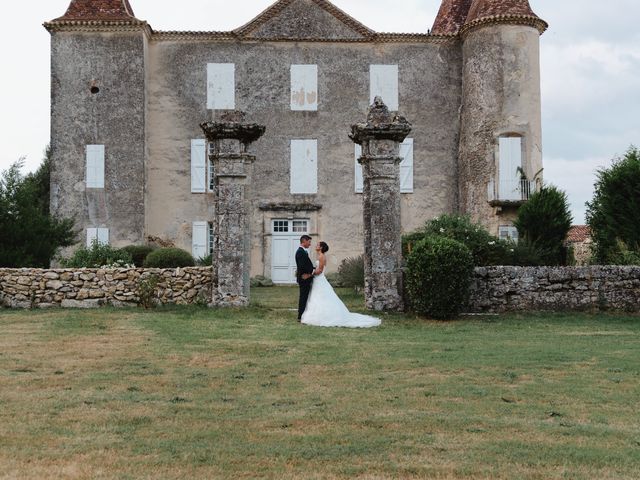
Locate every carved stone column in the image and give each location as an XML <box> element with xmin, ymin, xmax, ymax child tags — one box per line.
<box><xmin>349</xmin><ymin>97</ymin><xmax>412</xmax><ymax>311</ymax></box>
<box><xmin>201</xmin><ymin>111</ymin><xmax>265</xmax><ymax>307</ymax></box>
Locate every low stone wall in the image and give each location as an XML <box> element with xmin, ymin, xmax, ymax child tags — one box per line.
<box><xmin>0</xmin><ymin>267</ymin><xmax>212</xmax><ymax>309</ymax></box>
<box><xmin>469</xmin><ymin>266</ymin><xmax>640</xmax><ymax>313</ymax></box>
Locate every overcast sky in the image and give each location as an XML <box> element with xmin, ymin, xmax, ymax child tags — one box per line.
<box><xmin>1</xmin><ymin>0</ymin><xmax>638</xmax><ymax>224</ymax></box>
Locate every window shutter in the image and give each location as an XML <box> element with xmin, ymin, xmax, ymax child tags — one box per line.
<box><xmin>291</xmin><ymin>65</ymin><xmax>318</xmax><ymax>111</ymax></box>
<box><xmin>97</xmin><ymin>228</ymin><xmax>109</xmax><ymax>245</ymax></box>
<box><xmin>290</xmin><ymin>139</ymin><xmax>318</xmax><ymax>194</ymax></box>
<box><xmin>400</xmin><ymin>138</ymin><xmax>414</xmax><ymax>193</ymax></box>
<box><xmin>192</xmin><ymin>221</ymin><xmax>208</xmax><ymax>260</ymax></box>
<box><xmin>86</xmin><ymin>145</ymin><xmax>105</xmax><ymax>189</ymax></box>
<box><xmin>370</xmin><ymin>65</ymin><xmax>399</xmax><ymax>111</ymax></box>
<box><xmin>191</xmin><ymin>139</ymin><xmax>206</xmax><ymax>193</ymax></box>
<box><xmin>354</xmin><ymin>144</ymin><xmax>363</xmax><ymax>193</ymax></box>
<box><xmin>498</xmin><ymin>137</ymin><xmax>522</xmax><ymax>201</ymax></box>
<box><xmin>207</xmin><ymin>63</ymin><xmax>235</xmax><ymax>110</ymax></box>
<box><xmin>86</xmin><ymin>228</ymin><xmax>98</xmax><ymax>247</ymax></box>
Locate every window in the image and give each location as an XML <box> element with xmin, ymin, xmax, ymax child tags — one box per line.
<box><xmin>292</xmin><ymin>220</ymin><xmax>309</xmax><ymax>233</ymax></box>
<box><xmin>499</xmin><ymin>225</ymin><xmax>519</xmax><ymax>242</ymax></box>
<box><xmin>273</xmin><ymin>220</ymin><xmax>289</xmax><ymax>233</ymax></box>
<box><xmin>354</xmin><ymin>138</ymin><xmax>413</xmax><ymax>193</ymax></box>
<box><xmin>370</xmin><ymin>65</ymin><xmax>399</xmax><ymax>111</ymax></box>
<box><xmin>86</xmin><ymin>228</ymin><xmax>109</xmax><ymax>247</ymax></box>
<box><xmin>86</xmin><ymin>144</ymin><xmax>105</xmax><ymax>189</ymax></box>
<box><xmin>191</xmin><ymin>139</ymin><xmax>207</xmax><ymax>193</ymax></box>
<box><xmin>290</xmin><ymin>139</ymin><xmax>318</xmax><ymax>194</ymax></box>
<box><xmin>192</xmin><ymin>221</ymin><xmax>208</xmax><ymax>260</ymax></box>
<box><xmin>291</xmin><ymin>65</ymin><xmax>318</xmax><ymax>111</ymax></box>
<box><xmin>208</xmin><ymin>222</ymin><xmax>215</xmax><ymax>256</ymax></box>
<box><xmin>498</xmin><ymin>136</ymin><xmax>523</xmax><ymax>201</ymax></box>
<box><xmin>207</xmin><ymin>63</ymin><xmax>235</xmax><ymax>110</ymax></box>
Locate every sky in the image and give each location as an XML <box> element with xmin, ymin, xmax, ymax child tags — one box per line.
<box><xmin>0</xmin><ymin>0</ymin><xmax>638</xmax><ymax>224</ymax></box>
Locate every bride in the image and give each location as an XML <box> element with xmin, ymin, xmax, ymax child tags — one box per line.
<box><xmin>301</xmin><ymin>241</ymin><xmax>381</xmax><ymax>328</ymax></box>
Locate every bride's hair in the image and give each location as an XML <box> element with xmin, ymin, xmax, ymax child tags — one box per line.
<box><xmin>319</xmin><ymin>241</ymin><xmax>329</xmax><ymax>253</ymax></box>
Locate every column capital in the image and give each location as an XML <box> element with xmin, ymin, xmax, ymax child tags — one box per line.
<box><xmin>349</xmin><ymin>97</ymin><xmax>412</xmax><ymax>145</ymax></box>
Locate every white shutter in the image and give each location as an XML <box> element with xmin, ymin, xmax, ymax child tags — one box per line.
<box><xmin>207</xmin><ymin>63</ymin><xmax>235</xmax><ymax>110</ymax></box>
<box><xmin>86</xmin><ymin>145</ymin><xmax>105</xmax><ymax>189</ymax></box>
<box><xmin>191</xmin><ymin>139</ymin><xmax>206</xmax><ymax>193</ymax></box>
<box><xmin>370</xmin><ymin>65</ymin><xmax>399</xmax><ymax>111</ymax></box>
<box><xmin>291</xmin><ymin>65</ymin><xmax>318</xmax><ymax>111</ymax></box>
<box><xmin>86</xmin><ymin>228</ymin><xmax>98</xmax><ymax>247</ymax></box>
<box><xmin>97</xmin><ymin>228</ymin><xmax>109</xmax><ymax>245</ymax></box>
<box><xmin>499</xmin><ymin>137</ymin><xmax>523</xmax><ymax>201</ymax></box>
<box><xmin>354</xmin><ymin>144</ymin><xmax>363</xmax><ymax>193</ymax></box>
<box><xmin>290</xmin><ymin>139</ymin><xmax>318</xmax><ymax>194</ymax></box>
<box><xmin>192</xmin><ymin>221</ymin><xmax>208</xmax><ymax>260</ymax></box>
<box><xmin>400</xmin><ymin>138</ymin><xmax>414</xmax><ymax>193</ymax></box>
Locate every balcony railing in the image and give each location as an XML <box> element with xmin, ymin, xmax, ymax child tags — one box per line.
<box><xmin>488</xmin><ymin>178</ymin><xmax>537</xmax><ymax>205</ymax></box>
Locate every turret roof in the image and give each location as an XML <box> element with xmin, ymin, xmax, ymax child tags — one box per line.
<box><xmin>52</xmin><ymin>0</ymin><xmax>138</xmax><ymax>21</ymax></box>
<box><xmin>431</xmin><ymin>0</ymin><xmax>473</xmax><ymax>35</ymax></box>
<box><xmin>466</xmin><ymin>0</ymin><xmax>539</xmax><ymax>23</ymax></box>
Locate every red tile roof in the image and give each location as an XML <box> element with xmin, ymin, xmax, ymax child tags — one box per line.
<box><xmin>465</xmin><ymin>0</ymin><xmax>541</xmax><ymax>24</ymax></box>
<box><xmin>432</xmin><ymin>0</ymin><xmax>473</xmax><ymax>35</ymax></box>
<box><xmin>53</xmin><ymin>0</ymin><xmax>137</xmax><ymax>21</ymax></box>
<box><xmin>566</xmin><ymin>226</ymin><xmax>592</xmax><ymax>243</ymax></box>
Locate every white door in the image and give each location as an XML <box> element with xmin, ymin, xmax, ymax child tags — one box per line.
<box><xmin>271</xmin><ymin>219</ymin><xmax>309</xmax><ymax>284</ymax></box>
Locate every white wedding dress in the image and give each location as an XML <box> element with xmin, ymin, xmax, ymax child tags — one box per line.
<box><xmin>301</xmin><ymin>261</ymin><xmax>381</xmax><ymax>328</ymax></box>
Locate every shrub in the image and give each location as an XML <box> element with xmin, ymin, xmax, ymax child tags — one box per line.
<box><xmin>196</xmin><ymin>254</ymin><xmax>213</xmax><ymax>266</ymax></box>
<box><xmin>586</xmin><ymin>147</ymin><xmax>640</xmax><ymax>264</ymax></box>
<box><xmin>325</xmin><ymin>272</ymin><xmax>344</xmax><ymax>288</ymax></box>
<box><xmin>137</xmin><ymin>274</ymin><xmax>159</xmax><ymax>309</ymax></box>
<box><xmin>250</xmin><ymin>275</ymin><xmax>274</xmax><ymax>287</ymax></box>
<box><xmin>60</xmin><ymin>240</ymin><xmax>133</xmax><ymax>268</ymax></box>
<box><xmin>338</xmin><ymin>255</ymin><xmax>365</xmax><ymax>292</ymax></box>
<box><xmin>404</xmin><ymin>215</ymin><xmax>510</xmax><ymax>266</ymax></box>
<box><xmin>121</xmin><ymin>245</ymin><xmax>155</xmax><ymax>267</ymax></box>
<box><xmin>143</xmin><ymin>248</ymin><xmax>195</xmax><ymax>268</ymax></box>
<box><xmin>405</xmin><ymin>236</ymin><xmax>474</xmax><ymax>320</ymax></box>
<box><xmin>514</xmin><ymin>184</ymin><xmax>573</xmax><ymax>266</ymax></box>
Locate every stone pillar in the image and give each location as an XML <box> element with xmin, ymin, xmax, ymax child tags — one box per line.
<box><xmin>201</xmin><ymin>111</ymin><xmax>265</xmax><ymax>307</ymax></box>
<box><xmin>349</xmin><ymin>97</ymin><xmax>412</xmax><ymax>311</ymax></box>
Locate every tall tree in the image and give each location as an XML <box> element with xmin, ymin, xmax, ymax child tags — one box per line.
<box><xmin>514</xmin><ymin>184</ymin><xmax>573</xmax><ymax>265</ymax></box>
<box><xmin>0</xmin><ymin>148</ymin><xmax>76</xmax><ymax>268</ymax></box>
<box><xmin>586</xmin><ymin>146</ymin><xmax>640</xmax><ymax>264</ymax></box>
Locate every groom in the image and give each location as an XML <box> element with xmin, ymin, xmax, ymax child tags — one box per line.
<box><xmin>296</xmin><ymin>235</ymin><xmax>315</xmax><ymax>321</ymax></box>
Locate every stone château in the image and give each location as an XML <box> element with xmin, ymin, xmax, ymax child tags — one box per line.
<box><xmin>45</xmin><ymin>0</ymin><xmax>547</xmax><ymax>283</ymax></box>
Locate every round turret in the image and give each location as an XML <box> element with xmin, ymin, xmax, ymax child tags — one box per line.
<box><xmin>458</xmin><ymin>0</ymin><xmax>547</xmax><ymax>235</ymax></box>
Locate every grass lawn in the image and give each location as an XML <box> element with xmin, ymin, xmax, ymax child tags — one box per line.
<box><xmin>0</xmin><ymin>286</ymin><xmax>639</xmax><ymax>479</ymax></box>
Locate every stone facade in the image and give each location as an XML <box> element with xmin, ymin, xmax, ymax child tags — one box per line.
<box><xmin>469</xmin><ymin>266</ymin><xmax>640</xmax><ymax>313</ymax></box>
<box><xmin>45</xmin><ymin>0</ymin><xmax>547</xmax><ymax>283</ymax></box>
<box><xmin>0</xmin><ymin>267</ymin><xmax>212</xmax><ymax>309</ymax></box>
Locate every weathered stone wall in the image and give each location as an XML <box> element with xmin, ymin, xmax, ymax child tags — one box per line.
<box><xmin>0</xmin><ymin>268</ymin><xmax>212</xmax><ymax>309</ymax></box>
<box><xmin>469</xmin><ymin>266</ymin><xmax>640</xmax><ymax>313</ymax></box>
<box><xmin>50</xmin><ymin>31</ymin><xmax>147</xmax><ymax>254</ymax></box>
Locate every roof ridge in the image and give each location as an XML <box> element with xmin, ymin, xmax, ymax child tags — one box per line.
<box><xmin>234</xmin><ymin>0</ymin><xmax>375</xmax><ymax>38</ymax></box>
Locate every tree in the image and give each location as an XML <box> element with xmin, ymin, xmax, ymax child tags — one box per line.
<box><xmin>514</xmin><ymin>184</ymin><xmax>573</xmax><ymax>265</ymax></box>
<box><xmin>0</xmin><ymin>149</ymin><xmax>76</xmax><ymax>268</ymax></box>
<box><xmin>586</xmin><ymin>146</ymin><xmax>640</xmax><ymax>264</ymax></box>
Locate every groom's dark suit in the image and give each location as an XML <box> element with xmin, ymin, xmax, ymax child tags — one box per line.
<box><xmin>296</xmin><ymin>246</ymin><xmax>315</xmax><ymax>320</ymax></box>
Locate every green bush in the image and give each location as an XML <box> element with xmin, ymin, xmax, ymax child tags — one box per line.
<box><xmin>338</xmin><ymin>255</ymin><xmax>365</xmax><ymax>292</ymax></box>
<box><xmin>404</xmin><ymin>215</ymin><xmax>510</xmax><ymax>266</ymax></box>
<box><xmin>325</xmin><ymin>272</ymin><xmax>344</xmax><ymax>288</ymax></box>
<box><xmin>143</xmin><ymin>248</ymin><xmax>195</xmax><ymax>268</ymax></box>
<box><xmin>405</xmin><ymin>236</ymin><xmax>474</xmax><ymax>320</ymax></box>
<box><xmin>586</xmin><ymin>147</ymin><xmax>640</xmax><ymax>264</ymax></box>
<box><xmin>196</xmin><ymin>254</ymin><xmax>213</xmax><ymax>266</ymax></box>
<box><xmin>121</xmin><ymin>245</ymin><xmax>155</xmax><ymax>267</ymax></box>
<box><xmin>60</xmin><ymin>240</ymin><xmax>133</xmax><ymax>268</ymax></box>
<box><xmin>250</xmin><ymin>275</ymin><xmax>274</xmax><ymax>287</ymax></box>
<box><xmin>514</xmin><ymin>184</ymin><xmax>573</xmax><ymax>265</ymax></box>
